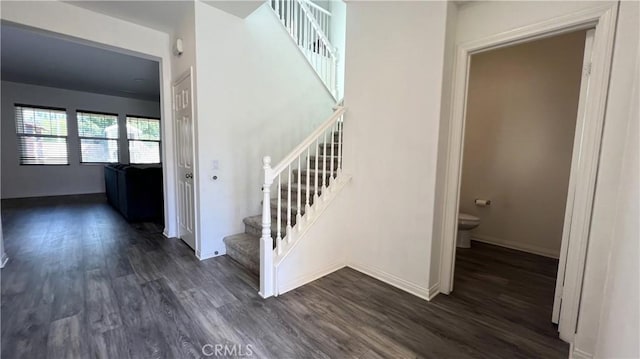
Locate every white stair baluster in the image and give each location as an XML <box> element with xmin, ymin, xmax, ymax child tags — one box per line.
<box><xmin>322</xmin><ymin>131</ymin><xmax>327</xmax><ymax>190</ymax></box>
<box><xmin>314</xmin><ymin>138</ymin><xmax>319</xmax><ymax>199</ymax></box>
<box><xmin>296</xmin><ymin>155</ymin><xmax>302</xmax><ymax>224</ymax></box>
<box><xmin>330</xmin><ymin>122</ymin><xmax>335</xmax><ymax>185</ymax></box>
<box><xmin>277</xmin><ymin>173</ymin><xmax>282</xmax><ymax>254</ymax></box>
<box><xmin>305</xmin><ymin>148</ymin><xmax>311</xmax><ymax>211</ymax></box>
<box><xmin>287</xmin><ymin>164</ymin><xmax>292</xmax><ymax>240</ymax></box>
<box><xmin>337</xmin><ymin>113</ymin><xmax>343</xmax><ymax>174</ymax></box>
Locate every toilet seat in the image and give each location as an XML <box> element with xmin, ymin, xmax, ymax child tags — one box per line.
<box><xmin>458</xmin><ymin>213</ymin><xmax>480</xmax><ymax>225</ymax></box>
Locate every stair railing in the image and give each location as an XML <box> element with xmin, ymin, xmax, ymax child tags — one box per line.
<box><xmin>259</xmin><ymin>106</ymin><xmax>345</xmax><ymax>297</ymax></box>
<box><xmin>270</xmin><ymin>0</ymin><xmax>338</xmax><ymax>99</ymax></box>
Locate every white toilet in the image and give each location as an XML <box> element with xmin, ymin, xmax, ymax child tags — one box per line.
<box><xmin>457</xmin><ymin>213</ymin><xmax>480</xmax><ymax>248</ymax></box>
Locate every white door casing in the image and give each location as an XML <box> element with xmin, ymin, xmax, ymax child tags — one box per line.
<box><xmin>552</xmin><ymin>28</ymin><xmax>595</xmax><ymax>325</ymax></box>
<box><xmin>173</xmin><ymin>69</ymin><xmax>197</xmax><ymax>250</ymax></box>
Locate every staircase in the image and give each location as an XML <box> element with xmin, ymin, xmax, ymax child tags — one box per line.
<box><xmin>222</xmin><ymin>0</ymin><xmax>345</xmax><ymax>298</ymax></box>
<box><xmin>223</xmin><ymin>123</ymin><xmax>343</xmax><ymax>276</ymax></box>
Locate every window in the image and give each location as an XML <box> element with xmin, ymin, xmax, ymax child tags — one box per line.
<box><xmin>77</xmin><ymin>111</ymin><xmax>119</xmax><ymax>163</ymax></box>
<box><xmin>126</xmin><ymin>116</ymin><xmax>161</xmax><ymax>164</ymax></box>
<box><xmin>15</xmin><ymin>105</ymin><xmax>69</xmax><ymax>165</ymax></box>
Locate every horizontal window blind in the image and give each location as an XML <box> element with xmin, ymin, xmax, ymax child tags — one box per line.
<box><xmin>127</xmin><ymin>116</ymin><xmax>161</xmax><ymax>164</ymax></box>
<box><xmin>77</xmin><ymin>112</ymin><xmax>119</xmax><ymax>163</ymax></box>
<box><xmin>15</xmin><ymin>105</ymin><xmax>69</xmax><ymax>165</ymax></box>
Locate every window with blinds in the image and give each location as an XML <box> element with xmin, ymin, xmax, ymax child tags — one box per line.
<box><xmin>15</xmin><ymin>105</ymin><xmax>69</xmax><ymax>165</ymax></box>
<box><xmin>77</xmin><ymin>112</ymin><xmax>119</xmax><ymax>163</ymax></box>
<box><xmin>126</xmin><ymin>116</ymin><xmax>161</xmax><ymax>164</ymax></box>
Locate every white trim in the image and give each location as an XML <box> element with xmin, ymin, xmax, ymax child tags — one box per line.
<box><xmin>437</xmin><ymin>2</ymin><xmax>618</xmax><ymax>345</ymax></box>
<box><xmin>349</xmin><ymin>263</ymin><xmax>431</xmax><ymax>301</ymax></box>
<box><xmin>0</xmin><ymin>253</ymin><xmax>8</xmax><ymax>268</ymax></box>
<box><xmin>471</xmin><ymin>235</ymin><xmax>560</xmax><ymax>259</ymax></box>
<box><xmin>570</xmin><ymin>343</ymin><xmax>594</xmax><ymax>359</ymax></box>
<box><xmin>196</xmin><ymin>248</ymin><xmax>221</xmax><ymax>261</ymax></box>
<box><xmin>428</xmin><ymin>282</ymin><xmax>440</xmax><ymax>301</ymax></box>
<box><xmin>278</xmin><ymin>262</ymin><xmax>346</xmax><ymax>296</ymax></box>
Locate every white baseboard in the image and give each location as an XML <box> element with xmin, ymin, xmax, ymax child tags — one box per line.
<box><xmin>570</xmin><ymin>343</ymin><xmax>593</xmax><ymax>359</ymax></box>
<box><xmin>277</xmin><ymin>262</ymin><xmax>346</xmax><ymax>296</ymax></box>
<box><xmin>472</xmin><ymin>234</ymin><xmax>560</xmax><ymax>259</ymax></box>
<box><xmin>348</xmin><ymin>263</ymin><xmax>431</xmax><ymax>301</ymax></box>
<box><xmin>0</xmin><ymin>252</ymin><xmax>8</xmax><ymax>268</ymax></box>
<box><xmin>428</xmin><ymin>282</ymin><xmax>440</xmax><ymax>300</ymax></box>
<box><xmin>196</xmin><ymin>248</ymin><xmax>224</xmax><ymax>260</ymax></box>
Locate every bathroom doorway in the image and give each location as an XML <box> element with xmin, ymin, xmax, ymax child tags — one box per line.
<box><xmin>438</xmin><ymin>13</ymin><xmax>616</xmax><ymax>344</ymax></box>
<box><xmin>453</xmin><ymin>28</ymin><xmax>591</xmax><ymax>330</ymax></box>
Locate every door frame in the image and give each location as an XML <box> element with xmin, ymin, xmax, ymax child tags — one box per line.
<box><xmin>438</xmin><ymin>3</ymin><xmax>618</xmax><ymax>343</ymax></box>
<box><xmin>173</xmin><ymin>67</ymin><xmax>201</xmax><ymax>257</ymax></box>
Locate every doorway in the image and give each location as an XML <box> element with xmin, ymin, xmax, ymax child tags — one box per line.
<box><xmin>438</xmin><ymin>4</ymin><xmax>618</xmax><ymax>346</ymax></box>
<box><xmin>452</xmin><ymin>29</ymin><xmax>588</xmax><ymax>349</ymax></box>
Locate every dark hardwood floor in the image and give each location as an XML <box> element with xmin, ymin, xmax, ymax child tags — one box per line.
<box><xmin>1</xmin><ymin>195</ymin><xmax>568</xmax><ymax>358</ymax></box>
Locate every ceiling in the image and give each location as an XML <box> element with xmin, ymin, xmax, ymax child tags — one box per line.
<box><xmin>66</xmin><ymin>1</ymin><xmax>193</xmax><ymax>35</ymax></box>
<box><xmin>1</xmin><ymin>24</ymin><xmax>161</xmax><ymax>101</ymax></box>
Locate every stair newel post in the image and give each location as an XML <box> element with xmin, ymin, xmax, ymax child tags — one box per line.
<box><xmin>260</xmin><ymin>156</ymin><xmax>275</xmax><ymax>298</ymax></box>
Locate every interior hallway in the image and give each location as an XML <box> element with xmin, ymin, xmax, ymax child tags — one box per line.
<box><xmin>1</xmin><ymin>196</ymin><xmax>568</xmax><ymax>358</ymax></box>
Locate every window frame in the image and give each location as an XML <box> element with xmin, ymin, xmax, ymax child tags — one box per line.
<box><xmin>126</xmin><ymin>115</ymin><xmax>162</xmax><ymax>164</ymax></box>
<box><xmin>14</xmin><ymin>104</ymin><xmax>70</xmax><ymax>166</ymax></box>
<box><xmin>76</xmin><ymin>110</ymin><xmax>120</xmax><ymax>165</ymax></box>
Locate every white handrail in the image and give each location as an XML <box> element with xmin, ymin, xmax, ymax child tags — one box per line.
<box><xmin>302</xmin><ymin>0</ymin><xmax>331</xmax><ymax>17</ymax></box>
<box><xmin>270</xmin><ymin>106</ymin><xmax>345</xmax><ymax>177</ymax></box>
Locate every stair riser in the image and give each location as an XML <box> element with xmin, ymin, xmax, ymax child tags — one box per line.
<box><xmin>280</xmin><ymin>186</ymin><xmax>320</xmax><ymax>197</ymax></box>
<box><xmin>309</xmin><ymin>157</ymin><xmax>340</xmax><ymax>169</ymax></box>
<box><xmin>318</xmin><ymin>144</ymin><xmax>341</xmax><ymax>156</ymax></box>
<box><xmin>278</xmin><ymin>192</ymin><xmax>318</xmax><ymax>206</ymax></box>
<box><xmin>294</xmin><ymin>174</ymin><xmax>336</xmax><ymax>187</ymax></box>
<box><xmin>244</xmin><ymin>222</ymin><xmax>287</xmax><ymax>239</ymax></box>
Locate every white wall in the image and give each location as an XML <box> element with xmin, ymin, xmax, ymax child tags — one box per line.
<box><xmin>575</xmin><ymin>1</ymin><xmax>640</xmax><ymax>356</ymax></box>
<box><xmin>429</xmin><ymin>1</ymin><xmax>639</xmax><ymax>356</ymax></box>
<box><xmin>0</xmin><ymin>0</ymin><xmax>178</xmax><ymax>236</ymax></box>
<box><xmin>460</xmin><ymin>31</ymin><xmax>585</xmax><ymax>258</ymax></box>
<box><xmin>1</xmin><ymin>81</ymin><xmax>161</xmax><ymax>199</ymax></box>
<box><xmin>329</xmin><ymin>0</ymin><xmax>346</xmax><ymax>100</ymax></box>
<box><xmin>594</xmin><ymin>40</ymin><xmax>639</xmax><ymax>358</ymax></box>
<box><xmin>192</xmin><ymin>3</ymin><xmax>334</xmax><ymax>258</ymax></box>
<box><xmin>342</xmin><ymin>1</ymin><xmax>448</xmax><ymax>299</ymax></box>
<box><xmin>430</xmin><ymin>1</ymin><xmax>458</xmax><ymax>288</ymax></box>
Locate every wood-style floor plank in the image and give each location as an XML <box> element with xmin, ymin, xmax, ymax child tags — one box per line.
<box><xmin>1</xmin><ymin>195</ymin><xmax>569</xmax><ymax>358</ymax></box>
